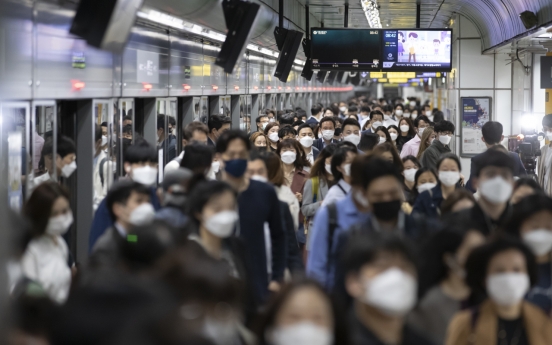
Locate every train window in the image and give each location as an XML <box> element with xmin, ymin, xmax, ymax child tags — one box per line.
<box><xmin>117</xmin><ymin>99</ymin><xmax>134</xmax><ymax>178</ymax></box>
<box><xmin>1</xmin><ymin>102</ymin><xmax>30</xmax><ymax>211</ymax></box>
<box><xmin>200</xmin><ymin>96</ymin><xmax>209</xmax><ymax>124</ymax></box>
<box><xmin>93</xmin><ymin>100</ymin><xmax>115</xmax><ymax>210</ymax></box>
<box><xmin>193</xmin><ymin>97</ymin><xmax>201</xmax><ymax>122</ymax></box>
<box><xmin>239</xmin><ymin>95</ymin><xmax>251</xmax><ymax>133</ymax></box>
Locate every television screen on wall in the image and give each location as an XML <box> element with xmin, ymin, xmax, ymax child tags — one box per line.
<box><xmin>381</xmin><ymin>29</ymin><xmax>452</xmax><ymax>72</ymax></box>
<box><xmin>310</xmin><ymin>28</ymin><xmax>382</xmax><ymax>71</ymax></box>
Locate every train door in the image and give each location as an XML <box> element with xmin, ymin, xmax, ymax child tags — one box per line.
<box><xmin>239</xmin><ymin>95</ymin><xmax>252</xmax><ymax>133</ymax></box>
<box><xmin>156</xmin><ymin>97</ymin><xmax>178</xmax><ymax>181</ymax></box>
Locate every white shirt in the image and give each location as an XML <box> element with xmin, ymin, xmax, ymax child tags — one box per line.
<box><xmin>164</xmin><ymin>151</ymin><xmax>184</xmax><ymax>176</ymax></box>
<box><xmin>21</xmin><ymin>235</ymin><xmax>71</xmax><ymax>303</ymax></box>
<box><xmin>306</xmin><ymin>149</ymin><xmax>314</xmax><ymax>165</ymax></box>
<box><xmin>322</xmin><ymin>180</ymin><xmax>351</xmax><ymax>206</ymax></box>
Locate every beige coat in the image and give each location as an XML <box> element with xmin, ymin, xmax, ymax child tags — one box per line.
<box><xmin>538</xmin><ymin>144</ymin><xmax>552</xmax><ymax>196</ymax></box>
<box><xmin>445</xmin><ymin>300</ymin><xmax>552</xmax><ymax>345</ymax></box>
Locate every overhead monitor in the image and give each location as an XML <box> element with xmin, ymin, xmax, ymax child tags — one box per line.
<box><xmin>310</xmin><ymin>28</ymin><xmax>381</xmax><ymax>71</ymax></box>
<box><xmin>381</xmin><ymin>29</ymin><xmax>452</xmax><ymax>72</ymax></box>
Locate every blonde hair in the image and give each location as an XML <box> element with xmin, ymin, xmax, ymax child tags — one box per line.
<box><xmin>416</xmin><ymin>127</ymin><xmax>435</xmax><ymax>160</ymax></box>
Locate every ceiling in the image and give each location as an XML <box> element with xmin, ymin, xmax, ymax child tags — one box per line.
<box><xmin>299</xmin><ymin>0</ymin><xmax>552</xmax><ymax>51</ymax></box>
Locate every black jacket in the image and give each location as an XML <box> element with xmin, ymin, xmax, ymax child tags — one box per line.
<box><xmin>465</xmin><ymin>150</ymin><xmax>527</xmax><ymax>192</ymax></box>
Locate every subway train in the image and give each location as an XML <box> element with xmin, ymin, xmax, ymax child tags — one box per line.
<box><xmin>0</xmin><ymin>0</ymin><xmax>355</xmax><ymax>264</ymax></box>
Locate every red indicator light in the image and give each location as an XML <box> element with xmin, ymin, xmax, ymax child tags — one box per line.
<box><xmin>212</xmin><ymin>85</ymin><xmax>219</xmax><ymax>90</ymax></box>
<box><xmin>267</xmin><ymin>86</ymin><xmax>272</xmax><ymax>90</ymax></box>
<box><xmin>234</xmin><ymin>86</ymin><xmax>239</xmax><ymax>90</ymax></box>
<box><xmin>254</xmin><ymin>86</ymin><xmax>258</xmax><ymax>90</ymax></box>
<box><xmin>143</xmin><ymin>83</ymin><xmax>153</xmax><ymax>91</ymax></box>
<box><xmin>183</xmin><ymin>84</ymin><xmax>191</xmax><ymax>90</ymax></box>
<box><xmin>71</xmin><ymin>80</ymin><xmax>85</xmax><ymax>90</ymax></box>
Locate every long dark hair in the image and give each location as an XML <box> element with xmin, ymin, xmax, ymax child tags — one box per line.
<box><xmin>276</xmin><ymin>139</ymin><xmax>311</xmax><ymax>170</ymax></box>
<box><xmin>399</xmin><ymin>118</ymin><xmax>417</xmax><ymax>137</ymax></box>
<box><xmin>24</xmin><ymin>182</ymin><xmax>70</xmax><ymax>237</ymax></box>
<box><xmin>310</xmin><ymin>144</ymin><xmax>337</xmax><ymax>185</ymax></box>
<box><xmin>185</xmin><ymin>180</ymin><xmax>237</xmax><ymax>230</ymax></box>
<box><xmin>503</xmin><ymin>193</ymin><xmax>552</xmax><ymax>238</ymax></box>
<box><xmin>410</xmin><ymin>167</ymin><xmax>438</xmax><ymax>203</ymax></box>
<box><xmin>254</xmin><ymin>279</ymin><xmax>349</xmax><ymax>345</ymax></box>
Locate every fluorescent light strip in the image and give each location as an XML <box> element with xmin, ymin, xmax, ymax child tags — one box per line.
<box><xmin>138</xmin><ymin>7</ymin><xmax>306</xmax><ymax>64</ymax></box>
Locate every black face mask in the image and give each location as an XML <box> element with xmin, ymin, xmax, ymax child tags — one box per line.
<box><xmin>372</xmin><ymin>200</ymin><xmax>402</xmax><ymax>221</ymax></box>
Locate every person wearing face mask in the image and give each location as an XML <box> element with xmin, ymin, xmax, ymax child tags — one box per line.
<box><xmin>302</xmin><ymin>145</ymin><xmax>337</xmax><ymax>246</ymax></box>
<box><xmin>256</xmin><ymin>280</ymin><xmax>346</xmax><ymax>345</ymax></box>
<box><xmin>89</xmin><ymin>142</ymin><xmax>161</xmax><ymax>252</ymax></box>
<box><xmin>504</xmin><ymin>194</ymin><xmax>552</xmax><ymax>315</ymax></box>
<box><xmin>185</xmin><ymin>180</ymin><xmax>246</xmax><ymax>278</ymax></box>
<box><xmin>297</xmin><ymin>124</ymin><xmax>320</xmax><ymax>167</ymax></box>
<box><xmin>307</xmin><ymin>150</ymin><xmax>369</xmax><ymax>291</ymax></box>
<box><xmin>321</xmin><ymin>145</ymin><xmax>357</xmax><ymax>208</ymax></box>
<box><xmin>156</xmin><ymin>114</ymin><xmax>177</xmax><ymax>163</ymax></box>
<box><xmin>338</xmin><ymin>101</ymin><xmax>348</xmax><ymax>118</ymax></box>
<box><xmin>409</xmin><ymin>228</ymin><xmax>485</xmax><ymax>344</ymax></box>
<box><xmin>420</xmin><ymin>120</ymin><xmax>455</xmax><ymax>171</ymax></box>
<box><xmin>90</xmin><ymin>181</ymin><xmax>155</xmax><ymax>268</ymax></box>
<box><xmin>341</xmin><ymin>118</ymin><xmax>362</xmax><ymax>149</ymax></box>
<box><xmin>254</xmin><ymin>114</ymin><xmax>270</xmax><ymax>135</ymax></box>
<box><xmin>248</xmin><ymin>151</ymin><xmax>304</xmax><ymax>275</ymax></box>
<box><xmin>414</xmin><ymin>153</ymin><xmax>463</xmax><ymax>219</ymax></box>
<box><xmin>410</xmin><ymin>167</ymin><xmax>439</xmax><ymax>205</ymax></box>
<box><xmin>93</xmin><ymin>126</ymin><xmax>114</xmax><ymax>212</ymax></box>
<box><xmin>216</xmin><ymin>130</ymin><xmax>286</xmax><ymax>305</ymax></box>
<box><xmin>361</xmin><ymin>110</ymin><xmax>384</xmax><ymax>135</ymax></box>
<box><xmin>277</xmin><ymin>139</ymin><xmax>311</xmax><ymax>247</ymax></box>
<box><xmin>400</xmin><ymin>115</ymin><xmax>431</xmax><ymax>158</ymax></box>
<box><xmin>165</xmin><ymin>122</ymin><xmax>210</xmax><ymax>176</ymax></box>
<box><xmin>387</xmin><ymin>125</ymin><xmax>400</xmax><ymax>147</ymax></box>
<box><xmin>397</xmin><ymin>116</ymin><xmax>416</xmax><ymax>153</ymax></box>
<box><xmin>453</xmin><ymin>150</ymin><xmax>515</xmax><ymax>237</ymax></box>
<box><xmin>22</xmin><ymin>182</ymin><xmax>73</xmax><ymax>303</ymax></box>
<box><xmin>394</xmin><ymin>104</ymin><xmax>405</xmax><ymax>120</ymax></box>
<box><xmin>314</xmin><ymin>117</ymin><xmax>338</xmax><ymax>150</ymax></box>
<box><xmin>154</xmin><ymin>168</ymin><xmax>192</xmax><ymax>229</ymax></box>
<box><xmin>207</xmin><ymin>115</ymin><xmax>232</xmax><ymax>147</ymax></box>
<box><xmin>423</xmin><ymin>104</ymin><xmax>433</xmax><ymax>121</ymax></box>
<box><xmin>340</xmin><ymin>232</ymin><xmax>434</xmax><ymax>345</ymax></box>
<box><xmin>357</xmin><ymin>105</ymin><xmax>372</xmax><ymax>129</ymax></box>
<box><xmin>264</xmin><ymin>122</ymin><xmax>280</xmax><ymax>152</ymax></box>
<box><xmin>446</xmin><ymin>237</ymin><xmax>552</xmax><ymax>345</ymax></box>
<box><xmin>374</xmin><ymin>126</ymin><xmax>394</xmax><ymax>146</ymax></box>
<box><xmin>415</xmin><ymin>127</ymin><xmax>436</xmax><ymax>161</ymax></box>
<box><xmin>382</xmin><ymin>105</ymin><xmax>398</xmax><ymax>127</ymax></box>
<box><xmin>465</xmin><ymin>122</ymin><xmax>527</xmax><ymax>193</ymax></box>
<box><xmin>29</xmin><ymin>135</ymin><xmax>77</xmax><ymax>193</ymax></box>
<box><xmin>402</xmin><ymin>156</ymin><xmax>421</xmax><ymax>203</ymax></box>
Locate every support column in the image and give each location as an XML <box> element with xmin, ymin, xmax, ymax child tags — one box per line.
<box><xmin>251</xmin><ymin>94</ymin><xmax>260</xmax><ymax>126</ymax></box>
<box><xmin>547</xmin><ymin>52</ymin><xmax>552</xmax><ymax>115</ymax></box>
<box><xmin>230</xmin><ymin>95</ymin><xmax>240</xmax><ymax>129</ymax></box>
<box><xmin>75</xmin><ymin>100</ymin><xmax>93</xmax><ymax>264</ymax></box>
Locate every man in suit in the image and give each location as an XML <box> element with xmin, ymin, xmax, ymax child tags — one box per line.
<box><xmin>297</xmin><ymin>123</ymin><xmax>320</xmax><ymax>165</ymax></box>
<box><xmin>466</xmin><ymin>121</ymin><xmax>526</xmax><ymax>192</ymax></box>
<box><xmin>314</xmin><ymin>117</ymin><xmax>338</xmax><ymax>150</ymax></box>
<box><xmin>305</xmin><ymin>104</ymin><xmax>323</xmax><ymax>126</ymax></box>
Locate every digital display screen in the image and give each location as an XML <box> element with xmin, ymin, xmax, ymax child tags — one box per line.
<box><xmin>311</xmin><ymin>28</ymin><xmax>381</xmax><ymax>71</ymax></box>
<box><xmin>381</xmin><ymin>29</ymin><xmax>452</xmax><ymax>71</ymax></box>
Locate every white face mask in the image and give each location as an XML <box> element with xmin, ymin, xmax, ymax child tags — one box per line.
<box><xmin>269</xmin><ymin>118</ymin><xmax>275</xmax><ymax>123</ymax></box>
<box><xmin>523</xmin><ymin>229</ymin><xmax>552</xmax><ymax>256</ymax></box>
<box><xmin>439</xmin><ymin>134</ymin><xmax>452</xmax><ymax>145</ymax></box>
<box><xmin>390</xmin><ymin>133</ymin><xmax>398</xmax><ymax>141</ymax></box>
<box><xmin>251</xmin><ymin>175</ymin><xmax>268</xmax><ymax>183</ymax></box>
<box><xmin>378</xmin><ymin>137</ymin><xmax>386</xmax><ymax>144</ymax></box>
<box><xmin>403</xmin><ymin>113</ymin><xmax>411</xmax><ymax>118</ymax></box>
<box><xmin>204</xmin><ymin>210</ymin><xmax>238</xmax><ymax>238</ymax></box>
<box><xmin>354</xmin><ymin>190</ymin><xmax>369</xmax><ymax>207</ymax></box>
<box><xmin>129</xmin><ymin>203</ymin><xmax>156</xmax><ymax>226</ymax></box>
<box><xmin>411</xmin><ymin>114</ymin><xmax>418</xmax><ymax>120</ymax></box>
<box><xmin>211</xmin><ymin>161</ymin><xmax>220</xmax><ymax>174</ymax></box>
<box><xmin>202</xmin><ymin>317</ymin><xmax>239</xmax><ymax>345</ymax></box>
<box><xmin>417</xmin><ymin>127</ymin><xmax>426</xmax><ymax>136</ymax></box>
<box><xmin>339</xmin><ymin>106</ymin><xmax>347</xmax><ymax>112</ymax></box>
<box><xmin>268</xmin><ymin>132</ymin><xmax>280</xmax><ymax>143</ymax></box>
<box><xmin>101</xmin><ymin>135</ymin><xmax>108</xmax><ymax>146</ymax></box>
<box><xmin>404</xmin><ymin>168</ymin><xmax>418</xmax><ymax>182</ymax></box>
<box><xmin>384</xmin><ymin>115</ymin><xmax>391</xmax><ymax>121</ymax></box>
<box><xmin>372</xmin><ymin>121</ymin><xmax>383</xmax><ymax>129</ymax></box>
<box><xmin>479</xmin><ymin>176</ymin><xmax>512</xmax><ymax>204</ymax></box>
<box><xmin>439</xmin><ymin>171</ymin><xmax>460</xmax><ymax>187</ymax></box>
<box><xmin>132</xmin><ymin>166</ymin><xmax>158</xmax><ymax>186</ymax></box>
<box><xmin>400</xmin><ymin>125</ymin><xmax>410</xmax><ymax>132</ymax></box>
<box><xmin>343</xmin><ymin>134</ymin><xmax>360</xmax><ymax>146</ymax></box>
<box><xmin>546</xmin><ymin>131</ymin><xmax>552</xmax><ymax>141</ymax></box>
<box><xmin>270</xmin><ymin>322</ymin><xmax>333</xmax><ymax>345</ymax></box>
<box><xmin>61</xmin><ymin>161</ymin><xmax>77</xmax><ymax>178</ymax></box>
<box><xmin>46</xmin><ymin>212</ymin><xmax>73</xmax><ymax>236</ymax></box>
<box><xmin>299</xmin><ymin>136</ymin><xmax>314</xmax><ymax>148</ymax></box>
<box><xmin>395</xmin><ymin>110</ymin><xmax>403</xmax><ymax>116</ymax></box>
<box><xmin>262</xmin><ymin>122</ymin><xmax>269</xmax><ymax>130</ymax></box>
<box><xmin>281</xmin><ymin>152</ymin><xmax>297</xmax><ymax>165</ymax></box>
<box><xmin>322</xmin><ymin>130</ymin><xmax>335</xmax><ymax>141</ymax></box>
<box><xmin>417</xmin><ymin>182</ymin><xmax>437</xmax><ymax>193</ymax></box>
<box><xmin>487</xmin><ymin>272</ymin><xmax>529</xmax><ymax>306</ymax></box>
<box><xmin>362</xmin><ymin>268</ymin><xmax>417</xmax><ymax>317</ymax></box>
<box><xmin>425</xmin><ymin>110</ymin><xmax>432</xmax><ymax>117</ymax></box>
<box><xmin>342</xmin><ymin>163</ymin><xmax>351</xmax><ymax>177</ymax></box>
<box><xmin>325</xmin><ymin>164</ymin><xmax>332</xmax><ymax>175</ymax></box>
<box><xmin>240</xmin><ymin>123</ymin><xmax>248</xmax><ymax>131</ymax></box>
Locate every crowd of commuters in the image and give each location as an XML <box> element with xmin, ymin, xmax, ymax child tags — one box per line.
<box><xmin>8</xmin><ymin>95</ymin><xmax>552</xmax><ymax>345</ymax></box>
